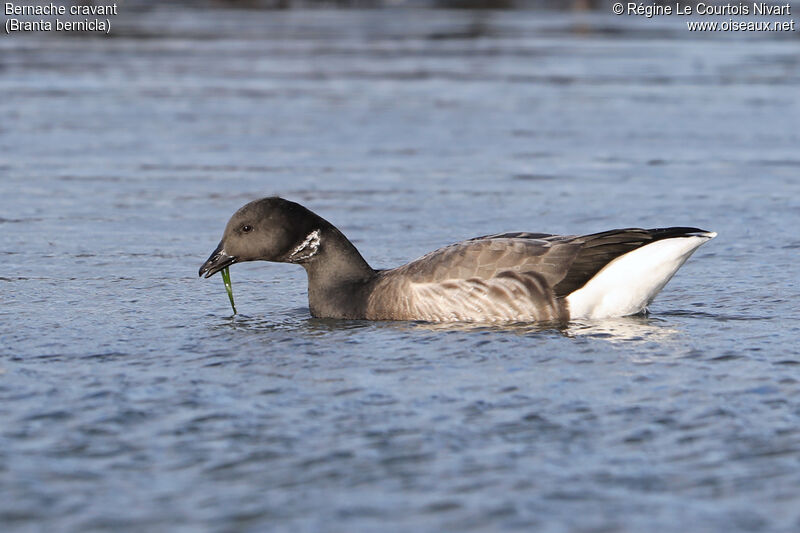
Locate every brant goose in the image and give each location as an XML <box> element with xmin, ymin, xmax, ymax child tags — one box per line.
<box><xmin>199</xmin><ymin>197</ymin><xmax>715</xmax><ymax>322</ymax></box>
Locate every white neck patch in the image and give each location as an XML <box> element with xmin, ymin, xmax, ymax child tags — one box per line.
<box><xmin>289</xmin><ymin>229</ymin><xmax>321</xmax><ymax>262</ymax></box>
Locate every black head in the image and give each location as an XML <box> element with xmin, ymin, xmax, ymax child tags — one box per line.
<box><xmin>199</xmin><ymin>197</ymin><xmax>325</xmax><ymax>278</ymax></box>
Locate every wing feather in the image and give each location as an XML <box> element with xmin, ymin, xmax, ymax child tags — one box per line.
<box><xmin>365</xmin><ymin>228</ymin><xmax>708</xmax><ymax>322</ymax></box>
<box><xmin>391</xmin><ymin>238</ymin><xmax>581</xmax><ymax>289</ymax></box>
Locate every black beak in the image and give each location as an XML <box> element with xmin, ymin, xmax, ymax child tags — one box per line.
<box><xmin>199</xmin><ymin>241</ymin><xmax>237</xmax><ymax>278</ymax></box>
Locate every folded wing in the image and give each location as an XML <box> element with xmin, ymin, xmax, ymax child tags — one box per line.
<box><xmin>367</xmin><ymin>237</ymin><xmax>580</xmax><ymax>321</ymax></box>
<box><xmin>366</xmin><ymin>227</ymin><xmax>713</xmax><ymax>322</ymax></box>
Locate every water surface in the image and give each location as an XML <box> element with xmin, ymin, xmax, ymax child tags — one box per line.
<box><xmin>1</xmin><ymin>7</ymin><xmax>799</xmax><ymax>532</ymax></box>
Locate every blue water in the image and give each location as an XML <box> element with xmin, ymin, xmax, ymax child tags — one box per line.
<box><xmin>1</xmin><ymin>7</ymin><xmax>800</xmax><ymax>532</ymax></box>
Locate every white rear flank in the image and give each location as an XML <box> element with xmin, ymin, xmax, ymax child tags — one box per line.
<box><xmin>565</xmin><ymin>232</ymin><xmax>716</xmax><ymax>320</ymax></box>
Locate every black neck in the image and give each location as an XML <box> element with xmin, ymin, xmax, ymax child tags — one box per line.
<box><xmin>301</xmin><ymin>223</ymin><xmax>376</xmax><ymax>319</ymax></box>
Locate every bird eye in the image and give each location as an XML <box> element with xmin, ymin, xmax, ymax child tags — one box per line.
<box><xmin>242</xmin><ymin>225</ymin><xmax>253</xmax><ymax>233</ymax></box>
